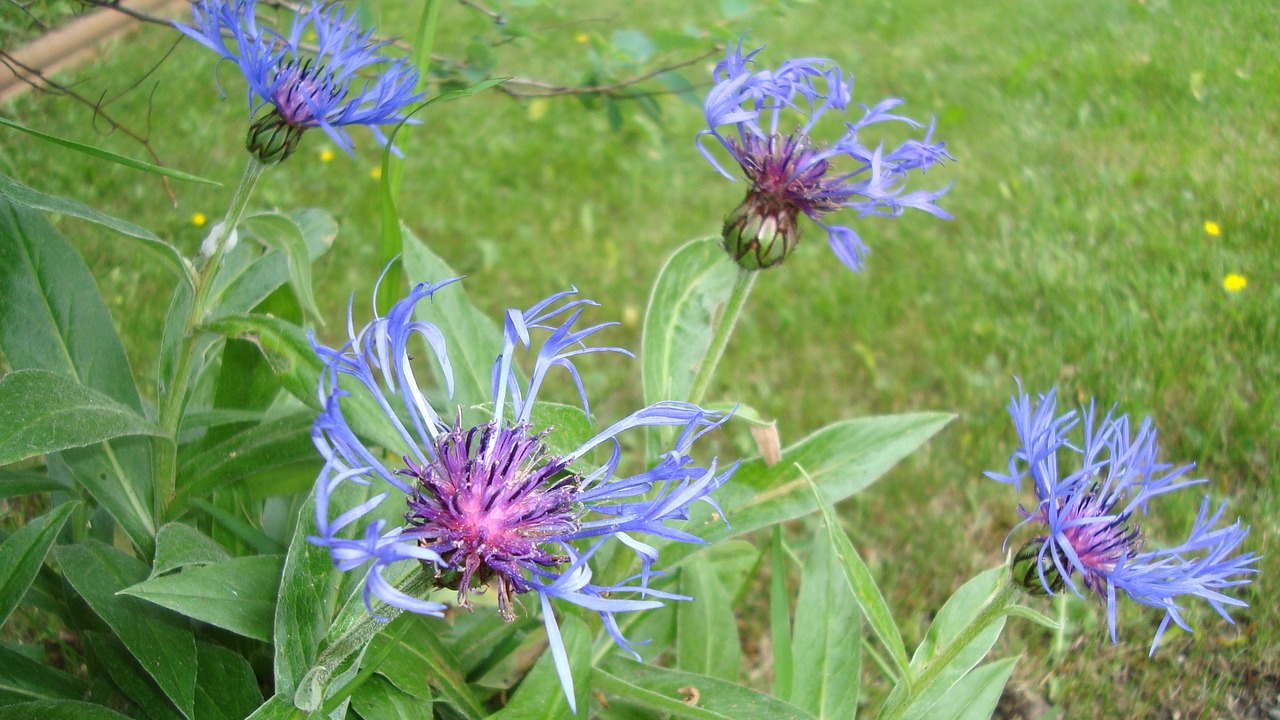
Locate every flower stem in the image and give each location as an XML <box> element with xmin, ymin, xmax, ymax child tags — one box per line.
<box><xmin>152</xmin><ymin>157</ymin><xmax>265</xmax><ymax>523</ymax></box>
<box><xmin>686</xmin><ymin>266</ymin><xmax>757</xmax><ymax>407</ymax></box>
<box><xmin>879</xmin><ymin>572</ymin><xmax>1018</xmax><ymax>720</ymax></box>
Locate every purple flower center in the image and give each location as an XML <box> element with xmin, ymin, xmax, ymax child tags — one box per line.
<box><xmin>1046</xmin><ymin>484</ymin><xmax>1145</xmax><ymax>596</ymax></box>
<box><xmin>271</xmin><ymin>59</ymin><xmax>341</xmax><ymax>127</ymax></box>
<box><xmin>732</xmin><ymin>131</ymin><xmax>847</xmax><ymax>218</ymax></box>
<box><xmin>401</xmin><ymin>421</ymin><xmax>580</xmax><ymax>620</ymax></box>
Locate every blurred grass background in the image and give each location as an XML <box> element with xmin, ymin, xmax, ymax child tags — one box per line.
<box><xmin>1</xmin><ymin>0</ymin><xmax>1276</xmax><ymax>716</ymax></box>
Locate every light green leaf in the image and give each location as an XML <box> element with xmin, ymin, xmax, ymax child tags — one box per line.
<box><xmin>0</xmin><ymin>116</ymin><xmax>218</xmax><ymax>185</ymax></box>
<box><xmin>243</xmin><ymin>695</ymin><xmax>298</xmax><ymax>720</ymax></box>
<box><xmin>274</xmin><ymin>489</ymin><xmax>342</xmax><ymax>698</ymax></box>
<box><xmin>490</xmin><ymin>614</ymin><xmax>590</xmax><ymax>719</ymax></box>
<box><xmin>0</xmin><ymin>502</ymin><xmax>77</xmax><ymax>630</ymax></box>
<box><xmin>939</xmin><ymin>658</ymin><xmax>1018</xmax><ymax>720</ymax></box>
<box><xmin>596</xmin><ymin>657</ymin><xmax>818</xmax><ymax>720</ymax></box>
<box><xmin>641</xmin><ymin>237</ymin><xmax>737</xmax><ymax>407</ymax></box>
<box><xmin>804</xmin><ymin>470</ymin><xmax>911</xmax><ymax>681</ymax></box>
<box><xmin>0</xmin><ymin>369</ymin><xmax>162</xmax><ymax>466</ymax></box>
<box><xmin>351</xmin><ymin>674</ymin><xmax>427</xmax><ymax>720</ymax></box>
<box><xmin>121</xmin><ymin>555</ymin><xmax>283</xmax><ymax>642</ymax></box>
<box><xmin>0</xmin><ymin>197</ymin><xmax>154</xmax><ymax>550</ymax></box>
<box><xmin>0</xmin><ymin>173</ymin><xmax>193</xmax><ymax>286</ymax></box>
<box><xmin>207</xmin><ymin>208</ymin><xmax>336</xmax><ymax>323</ymax></box>
<box><xmin>677</xmin><ymin>555</ymin><xmax>740</xmax><ymax>681</ymax></box>
<box><xmin>1004</xmin><ymin>604</ymin><xmax>1061</xmax><ymax>631</ymax></box>
<box><xmin>770</xmin><ymin>527</ymin><xmax>793</xmax><ymax>700</ymax></box>
<box><xmin>791</xmin><ymin>527</ymin><xmax>861</xmax><ymax>719</ymax></box>
<box><xmin>149</xmin><ymin>522</ymin><xmax>232</xmax><ymax>578</ymax></box>
<box><xmin>401</xmin><ymin>225</ymin><xmax>502</xmax><ymax>409</ymax></box>
<box><xmin>242</xmin><ymin>213</ymin><xmax>324</xmax><ymax>323</ymax></box>
<box><xmin>58</xmin><ymin>542</ymin><xmax>197</xmax><ymax>719</ymax></box>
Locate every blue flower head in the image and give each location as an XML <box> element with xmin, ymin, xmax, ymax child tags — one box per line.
<box><xmin>175</xmin><ymin>0</ymin><xmax>423</xmax><ymax>163</ymax></box>
<box><xmin>309</xmin><ymin>278</ymin><xmax>735</xmax><ymax>713</ymax></box>
<box><xmin>698</xmin><ymin>42</ymin><xmax>953</xmax><ymax>271</ymax></box>
<box><xmin>988</xmin><ymin>387</ymin><xmax>1258</xmax><ymax>654</ymax></box>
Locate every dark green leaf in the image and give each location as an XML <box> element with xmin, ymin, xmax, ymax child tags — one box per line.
<box><xmin>0</xmin><ymin>173</ymin><xmax>193</xmax><ymax>286</ymax></box>
<box><xmin>676</xmin><ymin>555</ymin><xmax>740</xmax><ymax>681</ymax></box>
<box><xmin>273</xmin><ymin>489</ymin><xmax>342</xmax><ymax>698</ymax></box>
<box><xmin>791</xmin><ymin>527</ymin><xmax>861</xmax><ymax>719</ymax></box>
<box><xmin>85</xmin><ymin>632</ymin><xmax>183</xmax><ymax>720</ymax></box>
<box><xmin>172</xmin><ymin>412</ymin><xmax>317</xmax><ymax>513</ymax></box>
<box><xmin>0</xmin><ymin>502</ymin><xmax>77</xmax><ymax>629</ymax></box>
<box><xmin>351</xmin><ymin>674</ymin><xmax>429</xmax><ymax>720</ymax></box>
<box><xmin>401</xmin><ymin>226</ymin><xmax>502</xmax><ymax>409</ymax></box>
<box><xmin>242</xmin><ymin>695</ymin><xmax>297</xmax><ymax>720</ymax></box>
<box><xmin>490</xmin><ymin>614</ymin><xmax>590</xmax><ymax>719</ymax></box>
<box><xmin>641</xmin><ymin>237</ymin><xmax>738</xmax><ymax>407</ymax></box>
<box><xmin>242</xmin><ymin>213</ymin><xmax>324</xmax><ymax>323</ymax></box>
<box><xmin>0</xmin><ymin>117</ymin><xmax>218</xmax><ymax>185</ymax></box>
<box><xmin>0</xmin><ymin>700</ymin><xmax>135</xmax><ymax>720</ymax></box>
<box><xmin>149</xmin><ymin>522</ymin><xmax>231</xmax><ymax>578</ymax></box>
<box><xmin>120</xmin><ymin>555</ymin><xmax>283</xmax><ymax>642</ymax></box>
<box><xmin>0</xmin><ymin>471</ymin><xmax>69</xmax><ymax>500</ymax></box>
<box><xmin>191</xmin><ymin>501</ymin><xmax>284</xmax><ymax>555</ymax></box>
<box><xmin>368</xmin><ymin>616</ymin><xmax>486</xmax><ymax>720</ymax></box>
<box><xmin>0</xmin><ymin>644</ymin><xmax>86</xmax><ymax>704</ymax></box>
<box><xmin>57</xmin><ymin>542</ymin><xmax>197</xmax><ymax>719</ymax></box>
<box><xmin>194</xmin><ymin>642</ymin><xmax>265</xmax><ymax>720</ymax></box>
<box><xmin>0</xmin><ymin>197</ymin><xmax>154</xmax><ymax>550</ymax></box>
<box><xmin>596</xmin><ymin>657</ymin><xmax>817</xmax><ymax>720</ymax></box>
<box><xmin>0</xmin><ymin>370</ymin><xmax>162</xmax><ymax>466</ymax></box>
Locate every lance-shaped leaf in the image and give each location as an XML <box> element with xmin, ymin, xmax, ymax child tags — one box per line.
<box><xmin>790</xmin><ymin>526</ymin><xmax>861</xmax><ymax>719</ymax></box>
<box><xmin>0</xmin><ymin>644</ymin><xmax>87</xmax><ymax>704</ymax></box>
<box><xmin>241</xmin><ymin>212</ymin><xmax>324</xmax><ymax>323</ymax></box>
<box><xmin>489</xmin><ymin>615</ymin><xmax>590</xmax><ymax>720</ymax></box>
<box><xmin>595</xmin><ymin>657</ymin><xmax>818</xmax><ymax>720</ymax></box>
<box><xmin>121</xmin><ymin>555</ymin><xmax>284</xmax><ymax>642</ymax></box>
<box><xmin>0</xmin><ymin>502</ymin><xmax>77</xmax><ymax>629</ymax></box>
<box><xmin>677</xmin><ymin>554</ymin><xmax>740</xmax><ymax>681</ymax></box>
<box><xmin>0</xmin><ymin>700</ymin><xmax>136</xmax><ymax>720</ymax></box>
<box><xmin>0</xmin><ymin>370</ymin><xmax>162</xmax><ymax>466</ymax></box>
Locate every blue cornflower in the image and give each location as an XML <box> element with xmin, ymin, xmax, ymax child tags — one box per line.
<box><xmin>698</xmin><ymin>42</ymin><xmax>953</xmax><ymax>271</ymax></box>
<box><xmin>309</xmin><ymin>277</ymin><xmax>735</xmax><ymax>713</ymax></box>
<box><xmin>987</xmin><ymin>387</ymin><xmax>1258</xmax><ymax>654</ymax></box>
<box><xmin>175</xmin><ymin>0</ymin><xmax>423</xmax><ymax>163</ymax></box>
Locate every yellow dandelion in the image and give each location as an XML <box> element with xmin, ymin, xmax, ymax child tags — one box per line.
<box><xmin>574</xmin><ymin>32</ymin><xmax>589</xmax><ymax>43</ymax></box>
<box><xmin>370</xmin><ymin>166</ymin><xmax>382</xmax><ymax>180</ymax></box>
<box><xmin>305</xmin><ymin>31</ymin><xmax>318</xmax><ymax>42</ymax></box>
<box><xmin>319</xmin><ymin>148</ymin><xmax>335</xmax><ymax>162</ymax></box>
<box><xmin>191</xmin><ymin>212</ymin><xmax>207</xmax><ymax>227</ymax></box>
<box><xmin>1222</xmin><ymin>273</ymin><xmax>1247</xmax><ymax>292</ymax></box>
<box><xmin>1204</xmin><ymin>221</ymin><xmax>1221</xmax><ymax>236</ymax></box>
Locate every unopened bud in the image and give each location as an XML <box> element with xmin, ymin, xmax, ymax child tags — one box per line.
<box><xmin>1011</xmin><ymin>540</ymin><xmax>1066</xmax><ymax>597</ymax></box>
<box><xmin>247</xmin><ymin>109</ymin><xmax>307</xmax><ymax>164</ymax></box>
<box><xmin>721</xmin><ymin>193</ymin><xmax>800</xmax><ymax>270</ymax></box>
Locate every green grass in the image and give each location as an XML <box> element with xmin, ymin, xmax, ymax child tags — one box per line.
<box><xmin>2</xmin><ymin>0</ymin><xmax>1276</xmax><ymax>716</ymax></box>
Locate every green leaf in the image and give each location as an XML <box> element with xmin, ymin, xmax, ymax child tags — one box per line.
<box><xmin>0</xmin><ymin>197</ymin><xmax>155</xmax><ymax>550</ymax></box>
<box><xmin>769</xmin><ymin>527</ymin><xmax>792</xmax><ymax>700</ymax></box>
<box><xmin>242</xmin><ymin>695</ymin><xmax>297</xmax><ymax>720</ymax></box>
<box><xmin>596</xmin><ymin>657</ymin><xmax>818</xmax><ymax>720</ymax></box>
<box><xmin>936</xmin><ymin>658</ymin><xmax>1018</xmax><ymax>720</ymax></box>
<box><xmin>0</xmin><ymin>502</ymin><xmax>77</xmax><ymax>630</ymax></box>
<box><xmin>0</xmin><ymin>471</ymin><xmax>68</xmax><ymax>500</ymax></box>
<box><xmin>149</xmin><ymin>522</ymin><xmax>232</xmax><ymax>578</ymax></box>
<box><xmin>207</xmin><ymin>208</ymin><xmax>336</xmax><ymax>323</ymax></box>
<box><xmin>1004</xmin><ymin>604</ymin><xmax>1061</xmax><ymax>631</ymax></box>
<box><xmin>611</xmin><ymin>29</ymin><xmax>656</xmax><ymax>62</ymax></box>
<box><xmin>273</xmin><ymin>489</ymin><xmax>342</xmax><ymax>698</ymax></box>
<box><xmin>790</xmin><ymin>527</ymin><xmax>861</xmax><ymax>719</ymax></box>
<box><xmin>641</xmin><ymin>237</ymin><xmax>737</xmax><ymax>407</ymax></box>
<box><xmin>491</xmin><ymin>614</ymin><xmax>590</xmax><ymax>719</ymax></box>
<box><xmin>880</xmin><ymin>568</ymin><xmax>1009</xmax><ymax>720</ymax></box>
<box><xmin>191</xmin><ymin>500</ymin><xmax>284</xmax><ymax>555</ymax></box>
<box><xmin>0</xmin><ymin>644</ymin><xmax>87</xmax><ymax>704</ymax></box>
<box><xmin>242</xmin><ymin>213</ymin><xmax>324</xmax><ymax>323</ymax></box>
<box><xmin>194</xmin><ymin>642</ymin><xmax>265</xmax><ymax>720</ymax></box>
<box><xmin>351</xmin><ymin>674</ymin><xmax>426</xmax><ymax>720</ymax></box>
<box><xmin>367</xmin><ymin>616</ymin><xmax>486</xmax><ymax>720</ymax></box>
<box><xmin>0</xmin><ymin>369</ymin><xmax>162</xmax><ymax>466</ymax></box>
<box><xmin>120</xmin><ymin>555</ymin><xmax>283</xmax><ymax>642</ymax></box>
<box><xmin>171</xmin><ymin>412</ymin><xmax>317</xmax><ymax>513</ymax></box>
<box><xmin>0</xmin><ymin>117</ymin><xmax>218</xmax><ymax>185</ymax></box>
<box><xmin>676</xmin><ymin>555</ymin><xmax>740</xmax><ymax>681</ymax></box>
<box><xmin>0</xmin><ymin>173</ymin><xmax>194</xmax><ymax>287</ymax></box>
<box><xmin>85</xmin><ymin>631</ymin><xmax>184</xmax><ymax>720</ymax></box>
<box><xmin>804</xmin><ymin>470</ymin><xmax>911</xmax><ymax>682</ymax></box>
<box><xmin>0</xmin><ymin>700</ymin><xmax>135</xmax><ymax>720</ymax></box>
<box><xmin>400</xmin><ymin>225</ymin><xmax>502</xmax><ymax>409</ymax></box>
<box><xmin>57</xmin><ymin>542</ymin><xmax>197</xmax><ymax>719</ymax></box>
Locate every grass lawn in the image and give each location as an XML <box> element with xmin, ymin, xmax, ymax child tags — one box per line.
<box><xmin>2</xmin><ymin>0</ymin><xmax>1276</xmax><ymax>716</ymax></box>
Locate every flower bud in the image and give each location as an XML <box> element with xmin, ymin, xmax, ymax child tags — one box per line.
<box><xmin>246</xmin><ymin>110</ymin><xmax>307</xmax><ymax>164</ymax></box>
<box><xmin>721</xmin><ymin>193</ymin><xmax>800</xmax><ymax>270</ymax></box>
<box><xmin>1010</xmin><ymin>540</ymin><xmax>1066</xmax><ymax>597</ymax></box>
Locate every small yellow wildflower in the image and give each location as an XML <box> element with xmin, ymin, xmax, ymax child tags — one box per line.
<box><xmin>1204</xmin><ymin>221</ymin><xmax>1221</xmax><ymax>236</ymax></box>
<box><xmin>1222</xmin><ymin>273</ymin><xmax>1247</xmax><ymax>292</ymax></box>
<box><xmin>191</xmin><ymin>212</ymin><xmax>207</xmax><ymax>227</ymax></box>
<box><xmin>574</xmin><ymin>32</ymin><xmax>589</xmax><ymax>43</ymax></box>
<box><xmin>305</xmin><ymin>31</ymin><xmax>318</xmax><ymax>42</ymax></box>
<box><xmin>319</xmin><ymin>148</ymin><xmax>335</xmax><ymax>162</ymax></box>
<box><xmin>370</xmin><ymin>166</ymin><xmax>382</xmax><ymax>180</ymax></box>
